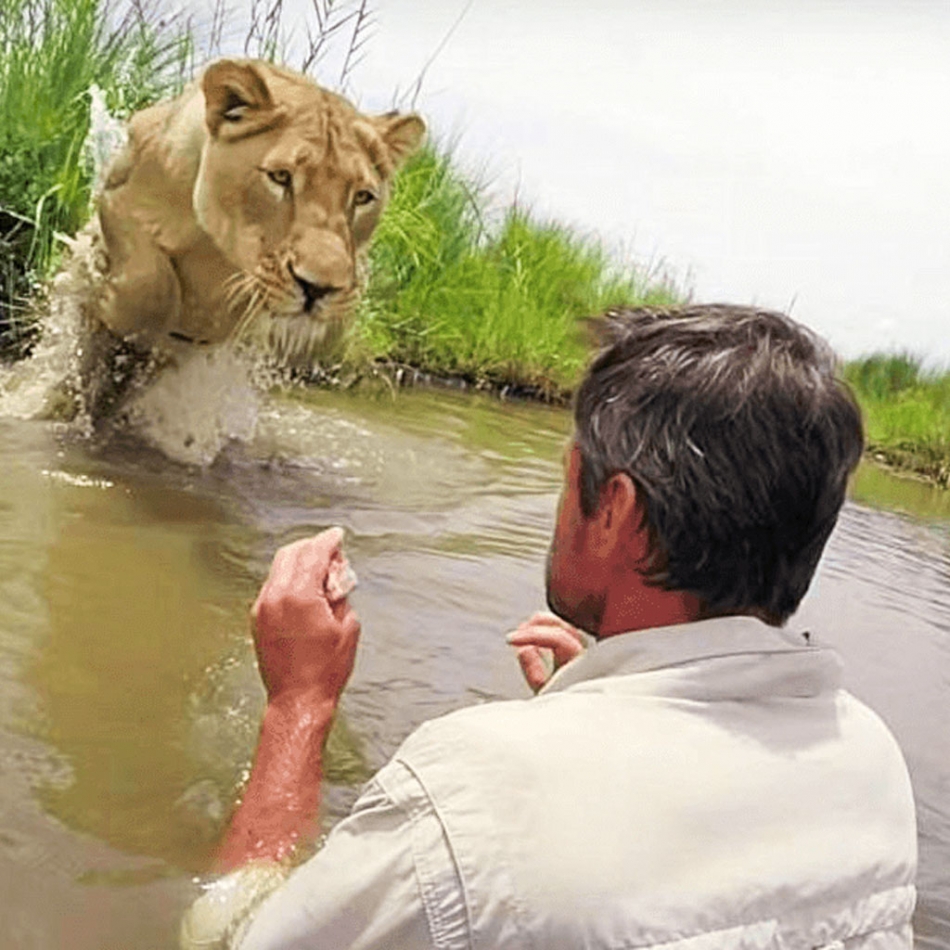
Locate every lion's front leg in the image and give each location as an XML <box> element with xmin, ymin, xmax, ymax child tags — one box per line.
<box><xmin>95</xmin><ymin>190</ymin><xmax>182</xmax><ymax>349</ymax></box>
<box><xmin>74</xmin><ymin>318</ymin><xmax>156</xmax><ymax>423</ymax></box>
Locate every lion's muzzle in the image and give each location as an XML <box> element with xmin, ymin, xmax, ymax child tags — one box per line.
<box><xmin>289</xmin><ymin>266</ymin><xmax>334</xmax><ymax>314</ymax></box>
<box><xmin>297</xmin><ymin>227</ymin><xmax>351</xmax><ymax>278</ymax></box>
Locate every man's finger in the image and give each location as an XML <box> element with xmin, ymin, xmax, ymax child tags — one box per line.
<box><xmin>516</xmin><ymin>646</ymin><xmax>550</xmax><ymax>693</ymax></box>
<box><xmin>524</xmin><ymin>612</ymin><xmax>587</xmax><ymax>644</ymax></box>
<box><xmin>252</xmin><ymin>529</ymin><xmax>351</xmax><ymax>635</ymax></box>
<box><xmin>270</xmin><ymin>528</ymin><xmax>345</xmax><ymax>578</ymax></box>
<box><xmin>506</xmin><ymin>625</ymin><xmax>585</xmax><ymax>667</ymax></box>
<box><xmin>330</xmin><ymin>598</ymin><xmax>362</xmax><ymax>637</ymax></box>
<box><xmin>264</xmin><ymin>529</ymin><xmax>347</xmax><ymax>602</ymax></box>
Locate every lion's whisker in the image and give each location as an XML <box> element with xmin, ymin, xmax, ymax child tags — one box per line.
<box><xmin>234</xmin><ymin>286</ymin><xmax>267</xmax><ymax>344</ymax></box>
<box><xmin>87</xmin><ymin>59</ymin><xmax>425</xmax><ymax>401</ymax></box>
<box><xmin>222</xmin><ymin>270</ymin><xmax>247</xmax><ymax>291</ymax></box>
<box><xmin>224</xmin><ymin>272</ymin><xmax>255</xmax><ymax>308</ymax></box>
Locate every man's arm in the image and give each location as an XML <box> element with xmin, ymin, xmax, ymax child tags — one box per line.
<box><xmin>183</xmin><ymin>539</ymin><xmax>574</xmax><ymax>949</ymax></box>
<box><xmin>216</xmin><ymin>527</ymin><xmax>360</xmax><ymax>871</ymax></box>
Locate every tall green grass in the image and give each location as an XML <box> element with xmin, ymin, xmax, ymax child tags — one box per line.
<box><xmin>844</xmin><ymin>353</ymin><xmax>950</xmax><ymax>486</ymax></box>
<box><xmin>0</xmin><ymin>0</ymin><xmax>677</xmax><ymax>382</ymax></box>
<box><xmin>0</xmin><ymin>0</ymin><xmax>193</xmax><ymax>355</ymax></box>
<box><xmin>2</xmin><ymin>0</ymin><xmax>944</xmax><ymax>490</ymax></box>
<box><xmin>350</xmin><ymin>147</ymin><xmax>681</xmax><ymax>397</ymax></box>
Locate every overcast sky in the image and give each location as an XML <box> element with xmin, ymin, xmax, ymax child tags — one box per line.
<box><xmin>201</xmin><ymin>0</ymin><xmax>950</xmax><ymax>362</ymax></box>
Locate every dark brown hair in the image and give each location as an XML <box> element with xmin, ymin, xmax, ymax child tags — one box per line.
<box><xmin>574</xmin><ymin>304</ymin><xmax>864</xmax><ymax>624</ymax></box>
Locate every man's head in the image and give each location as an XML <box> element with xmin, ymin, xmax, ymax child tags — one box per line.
<box><xmin>546</xmin><ymin>304</ymin><xmax>864</xmax><ymax>632</ymax></box>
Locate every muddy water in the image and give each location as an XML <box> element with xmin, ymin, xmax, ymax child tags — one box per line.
<box><xmin>0</xmin><ymin>387</ymin><xmax>947</xmax><ymax>949</ymax></box>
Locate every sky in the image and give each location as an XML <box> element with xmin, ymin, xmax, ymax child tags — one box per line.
<box><xmin>198</xmin><ymin>0</ymin><xmax>950</xmax><ymax>362</ymax></box>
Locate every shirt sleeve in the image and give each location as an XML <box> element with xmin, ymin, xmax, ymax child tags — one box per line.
<box><xmin>236</xmin><ymin>758</ymin><xmax>471</xmax><ymax>950</ymax></box>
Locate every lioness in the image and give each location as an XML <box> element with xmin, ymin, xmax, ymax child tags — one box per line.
<box><xmin>94</xmin><ymin>59</ymin><xmax>424</xmax><ymax>362</ymax></box>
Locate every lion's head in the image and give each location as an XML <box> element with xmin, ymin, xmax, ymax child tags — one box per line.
<box><xmin>192</xmin><ymin>60</ymin><xmax>425</xmax><ymax>355</ymax></box>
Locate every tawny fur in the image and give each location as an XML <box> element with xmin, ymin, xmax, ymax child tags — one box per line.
<box><xmin>93</xmin><ymin>59</ymin><xmax>425</xmax><ymax>364</ymax></box>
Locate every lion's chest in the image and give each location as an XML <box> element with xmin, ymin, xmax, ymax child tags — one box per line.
<box><xmin>169</xmin><ymin>238</ymin><xmax>243</xmax><ymax>345</ymax></box>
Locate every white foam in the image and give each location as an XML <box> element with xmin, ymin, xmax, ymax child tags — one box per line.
<box><xmin>121</xmin><ymin>346</ymin><xmax>261</xmax><ymax>467</ymax></box>
<box><xmin>0</xmin><ymin>231</ymin><xmax>266</xmax><ymax>467</ymax></box>
<box><xmin>0</xmin><ymin>235</ymin><xmax>95</xmax><ymax>424</ymax></box>
<box><xmin>0</xmin><ymin>85</ymin><xmax>301</xmax><ymax>466</ymax></box>
<box><xmin>84</xmin><ymin>85</ymin><xmax>127</xmax><ymax>193</ymax></box>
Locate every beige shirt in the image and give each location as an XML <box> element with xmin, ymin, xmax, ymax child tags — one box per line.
<box><xmin>198</xmin><ymin>616</ymin><xmax>917</xmax><ymax>950</ymax></box>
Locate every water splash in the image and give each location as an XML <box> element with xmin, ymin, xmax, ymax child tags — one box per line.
<box><xmin>0</xmin><ymin>240</ymin><xmax>265</xmax><ymax>465</ymax></box>
<box><xmin>0</xmin><ymin>87</ymin><xmax>126</xmax><ymax>420</ymax></box>
<box><xmin>0</xmin><ymin>86</ymin><xmax>265</xmax><ymax>466</ymax></box>
<box><xmin>84</xmin><ymin>85</ymin><xmax>127</xmax><ymax>192</ymax></box>
<box><xmin>0</xmin><ymin>231</ymin><xmax>98</xmax><ymax>425</ymax></box>
<box><xmin>120</xmin><ymin>346</ymin><xmax>261</xmax><ymax>467</ymax></box>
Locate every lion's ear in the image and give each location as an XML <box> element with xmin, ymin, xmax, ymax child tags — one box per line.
<box><xmin>203</xmin><ymin>59</ymin><xmax>275</xmax><ymax>138</ymax></box>
<box><xmin>376</xmin><ymin>113</ymin><xmax>426</xmax><ymax>168</ymax></box>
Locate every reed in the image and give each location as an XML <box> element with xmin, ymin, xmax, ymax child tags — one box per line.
<box><xmin>0</xmin><ymin>0</ymin><xmax>194</xmax><ymax>356</ymax></box>
<box><xmin>9</xmin><ymin>0</ymin><xmax>946</xmax><ymax>494</ymax></box>
<box><xmin>844</xmin><ymin>353</ymin><xmax>950</xmax><ymax>487</ymax></box>
<box><xmin>349</xmin><ymin>146</ymin><xmax>681</xmax><ymax>398</ymax></box>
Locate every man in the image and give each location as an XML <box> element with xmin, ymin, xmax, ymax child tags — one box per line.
<box><xmin>182</xmin><ymin>304</ymin><xmax>917</xmax><ymax>949</ymax></box>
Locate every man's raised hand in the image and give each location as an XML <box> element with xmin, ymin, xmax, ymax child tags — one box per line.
<box><xmin>506</xmin><ymin>611</ymin><xmax>586</xmax><ymax>693</ymax></box>
<box><xmin>252</xmin><ymin>527</ymin><xmax>361</xmax><ymax>708</ymax></box>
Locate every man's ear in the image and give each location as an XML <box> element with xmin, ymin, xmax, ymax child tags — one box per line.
<box><xmin>593</xmin><ymin>473</ymin><xmax>640</xmax><ymax>557</ymax></box>
<box><xmin>374</xmin><ymin>112</ymin><xmax>426</xmax><ymax>169</ymax></box>
<box><xmin>203</xmin><ymin>60</ymin><xmax>275</xmax><ymax>138</ymax></box>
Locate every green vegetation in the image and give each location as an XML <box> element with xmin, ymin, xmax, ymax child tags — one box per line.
<box><xmin>844</xmin><ymin>354</ymin><xmax>950</xmax><ymax>488</ymax></box>
<box><xmin>2</xmin><ymin>1</ymin><xmax>946</xmax><ymax>488</ymax></box>
<box><xmin>1</xmin><ymin>0</ymin><xmax>675</xmax><ymax>388</ymax></box>
<box><xmin>0</xmin><ymin>0</ymin><xmax>194</xmax><ymax>356</ymax></box>
<box><xmin>347</xmin><ymin>146</ymin><xmax>680</xmax><ymax>398</ymax></box>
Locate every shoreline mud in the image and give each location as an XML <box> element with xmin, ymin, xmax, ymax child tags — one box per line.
<box><xmin>299</xmin><ymin>359</ymin><xmax>950</xmax><ymax>493</ymax></box>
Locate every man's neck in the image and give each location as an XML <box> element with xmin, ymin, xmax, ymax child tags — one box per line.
<box><xmin>596</xmin><ymin>583</ymin><xmax>702</xmax><ymax>639</ymax></box>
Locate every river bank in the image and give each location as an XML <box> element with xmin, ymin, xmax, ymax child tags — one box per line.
<box><xmin>843</xmin><ymin>355</ymin><xmax>950</xmax><ymax>490</ymax></box>
<box><xmin>1</xmin><ymin>0</ymin><xmax>945</xmax><ymax>489</ymax></box>
<box><xmin>300</xmin><ymin>347</ymin><xmax>950</xmax><ymax>491</ymax></box>
<box><xmin>333</xmin><ymin>151</ymin><xmax>950</xmax><ymax>487</ymax></box>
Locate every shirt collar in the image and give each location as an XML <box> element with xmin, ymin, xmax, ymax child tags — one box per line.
<box><xmin>540</xmin><ymin>615</ymin><xmax>842</xmax><ymax>699</ymax></box>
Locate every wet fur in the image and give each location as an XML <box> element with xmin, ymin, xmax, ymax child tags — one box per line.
<box><xmin>90</xmin><ymin>59</ymin><xmax>424</xmax><ymax>377</ymax></box>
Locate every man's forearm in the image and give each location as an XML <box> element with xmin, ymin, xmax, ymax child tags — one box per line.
<box><xmin>216</xmin><ymin>691</ymin><xmax>336</xmax><ymax>871</ymax></box>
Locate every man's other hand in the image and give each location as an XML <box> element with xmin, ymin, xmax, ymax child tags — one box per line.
<box><xmin>252</xmin><ymin>528</ymin><xmax>361</xmax><ymax>707</ymax></box>
<box><xmin>506</xmin><ymin>612</ymin><xmax>586</xmax><ymax>693</ymax></box>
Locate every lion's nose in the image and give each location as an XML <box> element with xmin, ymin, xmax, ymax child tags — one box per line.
<box><xmin>289</xmin><ymin>265</ymin><xmax>336</xmax><ymax>313</ymax></box>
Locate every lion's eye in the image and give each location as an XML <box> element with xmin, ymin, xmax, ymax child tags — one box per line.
<box><xmin>353</xmin><ymin>189</ymin><xmax>376</xmax><ymax>207</ymax></box>
<box><xmin>266</xmin><ymin>169</ymin><xmax>293</xmax><ymax>189</ymax></box>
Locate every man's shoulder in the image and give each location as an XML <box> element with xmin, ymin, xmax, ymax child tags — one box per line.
<box><xmin>389</xmin><ymin>676</ymin><xmax>912</xmax><ymax>792</ymax></box>
<box><xmin>398</xmin><ymin>695</ymin><xmax>535</xmax><ymax>756</ymax></box>
<box><xmin>385</xmin><ymin>691</ymin><xmax>579</xmax><ymax>785</ymax></box>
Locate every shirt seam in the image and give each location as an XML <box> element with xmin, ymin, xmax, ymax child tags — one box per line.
<box><xmin>393</xmin><ymin>758</ymin><xmax>475</xmax><ymax>948</ymax></box>
<box><xmin>406</xmin><ymin>792</ymin><xmax>454</xmax><ymax>950</ymax></box>
<box><xmin>396</xmin><ymin>753</ymin><xmax>538</xmax><ymax>950</ymax></box>
<box><xmin>386</xmin><ymin>758</ymin><xmax>474</xmax><ymax>950</ymax></box>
